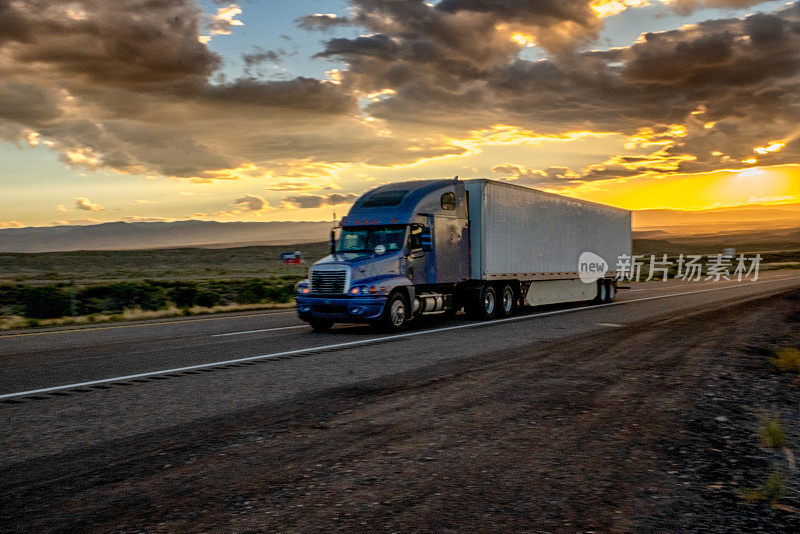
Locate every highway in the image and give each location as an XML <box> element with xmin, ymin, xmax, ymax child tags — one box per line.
<box><xmin>2</xmin><ymin>270</ymin><xmax>800</xmax><ymax>466</ymax></box>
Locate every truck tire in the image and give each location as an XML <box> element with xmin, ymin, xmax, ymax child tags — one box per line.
<box><xmin>380</xmin><ymin>291</ymin><xmax>410</xmax><ymax>332</ymax></box>
<box><xmin>604</xmin><ymin>280</ymin><xmax>616</xmax><ymax>303</ymax></box>
<box><xmin>309</xmin><ymin>319</ymin><xmax>334</xmax><ymax>332</ymax></box>
<box><xmin>466</xmin><ymin>284</ymin><xmax>497</xmax><ymax>320</ymax></box>
<box><xmin>498</xmin><ymin>284</ymin><xmax>515</xmax><ymax>317</ymax></box>
<box><xmin>594</xmin><ymin>279</ymin><xmax>608</xmax><ymax>304</ymax></box>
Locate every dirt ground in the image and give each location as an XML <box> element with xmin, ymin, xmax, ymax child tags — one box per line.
<box><xmin>3</xmin><ymin>290</ymin><xmax>800</xmax><ymax>532</ymax></box>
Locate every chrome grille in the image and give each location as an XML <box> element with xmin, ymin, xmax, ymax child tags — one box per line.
<box><xmin>311</xmin><ymin>269</ymin><xmax>347</xmax><ymax>294</ymax></box>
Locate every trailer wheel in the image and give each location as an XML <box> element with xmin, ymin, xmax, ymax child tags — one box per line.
<box><xmin>380</xmin><ymin>291</ymin><xmax>410</xmax><ymax>332</ymax></box>
<box><xmin>309</xmin><ymin>319</ymin><xmax>334</xmax><ymax>332</ymax></box>
<box><xmin>498</xmin><ymin>284</ymin><xmax>515</xmax><ymax>317</ymax></box>
<box><xmin>604</xmin><ymin>280</ymin><xmax>616</xmax><ymax>303</ymax></box>
<box><xmin>595</xmin><ymin>279</ymin><xmax>608</xmax><ymax>304</ymax></box>
<box><xmin>466</xmin><ymin>284</ymin><xmax>497</xmax><ymax>320</ymax></box>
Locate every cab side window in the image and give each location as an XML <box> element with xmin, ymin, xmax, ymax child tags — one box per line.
<box><xmin>440</xmin><ymin>192</ymin><xmax>456</xmax><ymax>211</ymax></box>
<box><xmin>408</xmin><ymin>225</ymin><xmax>423</xmax><ymax>250</ymax></box>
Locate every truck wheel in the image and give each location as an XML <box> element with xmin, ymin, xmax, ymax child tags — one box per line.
<box><xmin>466</xmin><ymin>284</ymin><xmax>497</xmax><ymax>320</ymax></box>
<box><xmin>381</xmin><ymin>291</ymin><xmax>409</xmax><ymax>332</ymax></box>
<box><xmin>595</xmin><ymin>279</ymin><xmax>608</xmax><ymax>304</ymax></box>
<box><xmin>498</xmin><ymin>284</ymin><xmax>515</xmax><ymax>317</ymax></box>
<box><xmin>309</xmin><ymin>319</ymin><xmax>334</xmax><ymax>332</ymax></box>
<box><xmin>604</xmin><ymin>280</ymin><xmax>616</xmax><ymax>303</ymax></box>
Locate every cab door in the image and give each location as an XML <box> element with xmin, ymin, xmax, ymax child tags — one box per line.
<box><xmin>406</xmin><ymin>218</ymin><xmax>431</xmax><ymax>285</ymax></box>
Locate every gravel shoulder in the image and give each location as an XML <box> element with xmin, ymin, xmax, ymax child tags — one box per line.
<box><xmin>2</xmin><ymin>290</ymin><xmax>800</xmax><ymax>532</ymax></box>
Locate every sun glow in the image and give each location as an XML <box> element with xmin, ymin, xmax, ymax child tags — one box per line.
<box><xmin>738</xmin><ymin>167</ymin><xmax>764</xmax><ymax>178</ymax></box>
<box><xmin>511</xmin><ymin>33</ymin><xmax>535</xmax><ymax>47</ymax></box>
<box><xmin>591</xmin><ymin>0</ymin><xmax>650</xmax><ymax>18</ymax></box>
<box><xmin>553</xmin><ymin>164</ymin><xmax>800</xmax><ymax>211</ymax></box>
<box><xmin>754</xmin><ymin>142</ymin><xmax>785</xmax><ymax>155</ymax></box>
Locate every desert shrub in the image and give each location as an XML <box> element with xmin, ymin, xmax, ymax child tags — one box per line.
<box><xmin>73</xmin><ymin>282</ymin><xmax>169</xmax><ymax>313</ymax></box>
<box><xmin>760</xmin><ymin>416</ymin><xmax>787</xmax><ymax>449</ymax></box>
<box><xmin>76</xmin><ymin>284</ymin><xmax>127</xmax><ymax>313</ymax></box>
<box><xmin>77</xmin><ymin>296</ymin><xmax>108</xmax><ymax>315</ymax></box>
<box><xmin>138</xmin><ymin>286</ymin><xmax>169</xmax><ymax>311</ymax></box>
<box><xmin>3</xmin><ymin>276</ymin><xmax>299</xmax><ymax>320</ymax></box>
<box><xmin>263</xmin><ymin>283</ymin><xmax>294</xmax><ymax>303</ymax></box>
<box><xmin>195</xmin><ymin>289</ymin><xmax>222</xmax><ymax>308</ymax></box>
<box><xmin>21</xmin><ymin>286</ymin><xmax>70</xmax><ymax>318</ymax></box>
<box><xmin>168</xmin><ymin>285</ymin><xmax>198</xmax><ymax>308</ymax></box>
<box><xmin>743</xmin><ymin>472</ymin><xmax>786</xmax><ymax>503</ymax></box>
<box><xmin>0</xmin><ymin>284</ymin><xmax>22</xmax><ymax>306</ymax></box>
<box><xmin>772</xmin><ymin>347</ymin><xmax>800</xmax><ymax>373</ymax></box>
<box><xmin>235</xmin><ymin>281</ymin><xmax>267</xmax><ymax>304</ymax></box>
<box><xmin>0</xmin><ymin>284</ymin><xmax>24</xmax><ymax>315</ymax></box>
<box><xmin>760</xmin><ymin>472</ymin><xmax>786</xmax><ymax>502</ymax></box>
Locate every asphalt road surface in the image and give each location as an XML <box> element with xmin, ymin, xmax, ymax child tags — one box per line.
<box><xmin>3</xmin><ymin>271</ymin><xmax>800</xmax><ymax>531</ymax></box>
<box><xmin>2</xmin><ymin>271</ymin><xmax>800</xmax><ymax>465</ymax></box>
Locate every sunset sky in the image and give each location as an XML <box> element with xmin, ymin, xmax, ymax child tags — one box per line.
<box><xmin>2</xmin><ymin>0</ymin><xmax>800</xmax><ymax>228</ymax></box>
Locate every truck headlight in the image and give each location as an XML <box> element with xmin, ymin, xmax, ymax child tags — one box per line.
<box><xmin>350</xmin><ymin>286</ymin><xmax>366</xmax><ymax>295</ymax></box>
<box><xmin>350</xmin><ymin>285</ymin><xmax>388</xmax><ymax>296</ymax></box>
<box><xmin>296</xmin><ymin>282</ymin><xmax>310</xmax><ymax>295</ymax></box>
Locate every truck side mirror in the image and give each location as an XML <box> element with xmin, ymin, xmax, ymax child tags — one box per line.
<box><xmin>420</xmin><ymin>227</ymin><xmax>432</xmax><ymax>252</ymax></box>
<box><xmin>329</xmin><ymin>229</ymin><xmax>336</xmax><ymax>255</ymax></box>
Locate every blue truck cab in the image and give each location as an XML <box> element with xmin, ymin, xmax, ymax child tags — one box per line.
<box><xmin>296</xmin><ymin>178</ymin><xmax>470</xmax><ymax>331</ymax></box>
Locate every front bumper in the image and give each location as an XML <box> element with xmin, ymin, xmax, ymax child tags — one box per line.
<box><xmin>296</xmin><ymin>295</ymin><xmax>388</xmax><ymax>322</ymax></box>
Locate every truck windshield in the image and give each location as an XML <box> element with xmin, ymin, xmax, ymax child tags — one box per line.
<box><xmin>338</xmin><ymin>225</ymin><xmax>406</xmax><ymax>254</ymax></box>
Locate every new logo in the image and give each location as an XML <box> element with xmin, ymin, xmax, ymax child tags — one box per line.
<box><xmin>578</xmin><ymin>252</ymin><xmax>609</xmax><ymax>283</ymax></box>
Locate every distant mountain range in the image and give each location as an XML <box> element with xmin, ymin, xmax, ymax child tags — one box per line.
<box><xmin>0</xmin><ymin>220</ymin><xmax>334</xmax><ymax>253</ymax></box>
<box><xmin>632</xmin><ymin>203</ymin><xmax>800</xmax><ymax>233</ymax></box>
<box><xmin>0</xmin><ymin>202</ymin><xmax>797</xmax><ymax>252</ymax></box>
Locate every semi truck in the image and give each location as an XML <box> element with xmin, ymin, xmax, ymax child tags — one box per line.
<box><xmin>295</xmin><ymin>178</ymin><xmax>631</xmax><ymax>332</ymax></box>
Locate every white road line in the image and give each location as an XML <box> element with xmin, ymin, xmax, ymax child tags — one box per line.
<box><xmin>2</xmin><ymin>276</ymin><xmax>799</xmax><ymax>401</ymax></box>
<box><xmin>625</xmin><ymin>273</ymin><xmax>799</xmax><ymax>293</ymax></box>
<box><xmin>595</xmin><ymin>323</ymin><xmax>624</xmax><ymax>327</ymax></box>
<box><xmin>213</xmin><ymin>325</ymin><xmax>307</xmax><ymax>337</ymax></box>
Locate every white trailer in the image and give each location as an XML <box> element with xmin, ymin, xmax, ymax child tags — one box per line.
<box><xmin>464</xmin><ymin>179</ymin><xmax>631</xmax><ymax>306</ymax></box>
<box><xmin>298</xmin><ymin>177</ymin><xmax>632</xmax><ymax>332</ymax></box>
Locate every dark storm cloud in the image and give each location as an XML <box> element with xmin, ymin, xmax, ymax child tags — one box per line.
<box><xmin>0</xmin><ymin>0</ymin><xmax>364</xmax><ymax>179</ymax></box>
<box><xmin>0</xmin><ymin>0</ymin><xmax>219</xmax><ymax>86</ymax></box>
<box><xmin>667</xmin><ymin>0</ymin><xmax>775</xmax><ymax>17</ymax></box>
<box><xmin>490</xmin><ymin>164</ymin><xmax>578</xmax><ymax>185</ymax></box>
<box><xmin>357</xmin><ymin>3</ymin><xmax>800</xmax><ymax>175</ymax></box>
<box><xmin>243</xmin><ymin>48</ymin><xmax>284</xmax><ymax>66</ymax></box>
<box><xmin>435</xmin><ymin>0</ymin><xmax>598</xmax><ymax>27</ymax></box>
<box><xmin>492</xmin><ymin>161</ymin><xmax>649</xmax><ymax>186</ymax></box>
<box><xmin>2</xmin><ymin>0</ymin><xmax>800</xmax><ymax>186</ymax></box>
<box><xmin>0</xmin><ymin>83</ymin><xmax>61</xmax><ymax>123</ymax></box>
<box><xmin>234</xmin><ymin>194</ymin><xmax>269</xmax><ymax>211</ymax></box>
<box><xmin>295</xmin><ymin>13</ymin><xmax>352</xmax><ymax>30</ymax></box>
<box><xmin>283</xmin><ymin>193</ymin><xmax>359</xmax><ymax>209</ymax></box>
<box><xmin>200</xmin><ymin>78</ymin><xmax>355</xmax><ymax>113</ymax></box>
<box><xmin>314</xmin><ymin>0</ymin><xmax>607</xmax><ymax>90</ymax></box>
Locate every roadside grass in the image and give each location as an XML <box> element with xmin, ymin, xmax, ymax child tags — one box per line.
<box><xmin>0</xmin><ymin>243</ymin><xmax>325</xmax><ymax>284</ymax></box>
<box><xmin>760</xmin><ymin>416</ymin><xmax>788</xmax><ymax>449</ymax></box>
<box><xmin>771</xmin><ymin>347</ymin><xmax>800</xmax><ymax>373</ymax></box>
<box><xmin>0</xmin><ymin>277</ymin><xmax>301</xmax><ymax>325</ymax></box>
<box><xmin>0</xmin><ymin>301</ymin><xmax>296</xmax><ymax>331</ymax></box>
<box><xmin>0</xmin><ymin>249</ymin><xmax>313</xmax><ymax>331</ymax></box>
<box><xmin>761</xmin><ymin>262</ymin><xmax>800</xmax><ymax>272</ymax></box>
<box><xmin>742</xmin><ymin>472</ymin><xmax>787</xmax><ymax>504</ymax></box>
